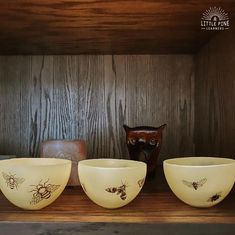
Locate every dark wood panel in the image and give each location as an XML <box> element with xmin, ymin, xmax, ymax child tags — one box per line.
<box><xmin>0</xmin><ymin>55</ymin><xmax>195</xmax><ymax>160</ymax></box>
<box><xmin>195</xmin><ymin>21</ymin><xmax>235</xmax><ymax>156</ymax></box>
<box><xmin>0</xmin><ymin>56</ymin><xmax>32</xmax><ymax>156</ymax></box>
<box><xmin>0</xmin><ymin>1</ymin><xmax>235</xmax><ymax>54</ymax></box>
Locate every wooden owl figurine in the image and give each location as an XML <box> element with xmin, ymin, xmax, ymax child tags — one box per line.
<box><xmin>124</xmin><ymin>124</ymin><xmax>166</xmax><ymax>176</ymax></box>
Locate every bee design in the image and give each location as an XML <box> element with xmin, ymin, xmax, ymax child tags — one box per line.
<box><xmin>29</xmin><ymin>179</ymin><xmax>60</xmax><ymax>205</ymax></box>
<box><xmin>105</xmin><ymin>182</ymin><xmax>127</xmax><ymax>200</ymax></box>
<box><xmin>182</xmin><ymin>178</ymin><xmax>207</xmax><ymax>190</ymax></box>
<box><xmin>2</xmin><ymin>172</ymin><xmax>25</xmax><ymax>190</ymax></box>
<box><xmin>137</xmin><ymin>178</ymin><xmax>145</xmax><ymax>188</ymax></box>
<box><xmin>207</xmin><ymin>192</ymin><xmax>222</xmax><ymax>202</ymax></box>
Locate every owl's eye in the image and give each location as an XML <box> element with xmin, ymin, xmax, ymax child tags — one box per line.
<box><xmin>128</xmin><ymin>138</ymin><xmax>136</xmax><ymax>145</ymax></box>
<box><xmin>149</xmin><ymin>139</ymin><xmax>157</xmax><ymax>145</ymax></box>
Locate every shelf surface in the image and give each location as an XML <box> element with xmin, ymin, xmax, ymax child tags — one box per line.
<box><xmin>0</xmin><ymin>1</ymin><xmax>235</xmax><ymax>54</ymax></box>
<box><xmin>1</xmin><ymin>168</ymin><xmax>235</xmax><ymax>224</ymax></box>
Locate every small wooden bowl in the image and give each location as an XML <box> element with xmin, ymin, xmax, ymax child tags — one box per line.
<box><xmin>40</xmin><ymin>140</ymin><xmax>87</xmax><ymax>186</ymax></box>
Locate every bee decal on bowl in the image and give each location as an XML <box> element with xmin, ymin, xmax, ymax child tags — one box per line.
<box><xmin>182</xmin><ymin>178</ymin><xmax>207</xmax><ymax>190</ymax></box>
<box><xmin>29</xmin><ymin>179</ymin><xmax>60</xmax><ymax>205</ymax></box>
<box><xmin>137</xmin><ymin>177</ymin><xmax>145</xmax><ymax>188</ymax></box>
<box><xmin>105</xmin><ymin>182</ymin><xmax>128</xmax><ymax>200</ymax></box>
<box><xmin>207</xmin><ymin>192</ymin><xmax>222</xmax><ymax>202</ymax></box>
<box><xmin>2</xmin><ymin>172</ymin><xmax>25</xmax><ymax>190</ymax></box>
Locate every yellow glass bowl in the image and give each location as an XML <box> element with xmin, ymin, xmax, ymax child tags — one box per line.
<box><xmin>78</xmin><ymin>159</ymin><xmax>147</xmax><ymax>209</ymax></box>
<box><xmin>0</xmin><ymin>158</ymin><xmax>71</xmax><ymax>210</ymax></box>
<box><xmin>164</xmin><ymin>157</ymin><xmax>235</xmax><ymax>207</ymax></box>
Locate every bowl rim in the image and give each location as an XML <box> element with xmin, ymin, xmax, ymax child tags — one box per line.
<box><xmin>163</xmin><ymin>156</ymin><xmax>235</xmax><ymax>168</ymax></box>
<box><xmin>0</xmin><ymin>157</ymin><xmax>72</xmax><ymax>167</ymax></box>
<box><xmin>78</xmin><ymin>158</ymin><xmax>146</xmax><ymax>169</ymax></box>
<box><xmin>41</xmin><ymin>139</ymin><xmax>86</xmax><ymax>143</ymax></box>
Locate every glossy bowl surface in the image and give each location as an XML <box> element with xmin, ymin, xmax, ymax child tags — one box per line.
<box><xmin>164</xmin><ymin>157</ymin><xmax>235</xmax><ymax>207</ymax></box>
<box><xmin>78</xmin><ymin>158</ymin><xmax>147</xmax><ymax>209</ymax></box>
<box><xmin>0</xmin><ymin>158</ymin><xmax>71</xmax><ymax>210</ymax></box>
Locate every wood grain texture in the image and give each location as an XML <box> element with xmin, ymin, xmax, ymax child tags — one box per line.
<box><xmin>0</xmin><ymin>1</ymin><xmax>235</xmax><ymax>54</ymax></box>
<box><xmin>0</xmin><ymin>55</ymin><xmax>195</xmax><ymax>161</ymax></box>
<box><xmin>40</xmin><ymin>140</ymin><xmax>87</xmax><ymax>186</ymax></box>
<box><xmin>195</xmin><ymin>21</ymin><xmax>235</xmax><ymax>156</ymax></box>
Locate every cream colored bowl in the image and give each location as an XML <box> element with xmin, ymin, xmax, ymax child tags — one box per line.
<box><xmin>164</xmin><ymin>157</ymin><xmax>235</xmax><ymax>208</ymax></box>
<box><xmin>0</xmin><ymin>158</ymin><xmax>71</xmax><ymax>210</ymax></box>
<box><xmin>78</xmin><ymin>159</ymin><xmax>147</xmax><ymax>209</ymax></box>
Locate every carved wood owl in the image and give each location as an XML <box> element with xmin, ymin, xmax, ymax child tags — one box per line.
<box><xmin>124</xmin><ymin>124</ymin><xmax>166</xmax><ymax>176</ymax></box>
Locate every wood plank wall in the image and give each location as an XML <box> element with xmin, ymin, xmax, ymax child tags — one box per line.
<box><xmin>195</xmin><ymin>25</ymin><xmax>235</xmax><ymax>156</ymax></box>
<box><xmin>0</xmin><ymin>55</ymin><xmax>195</xmax><ymax>162</ymax></box>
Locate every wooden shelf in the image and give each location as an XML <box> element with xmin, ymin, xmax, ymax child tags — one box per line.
<box><xmin>0</xmin><ymin>1</ymin><xmax>234</xmax><ymax>54</ymax></box>
<box><xmin>1</xmin><ymin>168</ymin><xmax>235</xmax><ymax>234</ymax></box>
<box><xmin>1</xmin><ymin>188</ymin><xmax>235</xmax><ymax>224</ymax></box>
